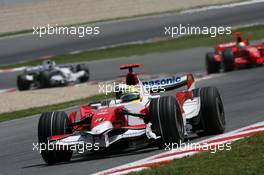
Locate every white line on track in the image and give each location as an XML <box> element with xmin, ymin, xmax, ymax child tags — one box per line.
<box><xmin>182</xmin><ymin>0</ymin><xmax>264</xmax><ymax>14</ymax></box>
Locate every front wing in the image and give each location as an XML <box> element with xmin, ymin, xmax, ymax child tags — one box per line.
<box><xmin>50</xmin><ymin>128</ymin><xmax>147</xmax><ymax>150</ymax></box>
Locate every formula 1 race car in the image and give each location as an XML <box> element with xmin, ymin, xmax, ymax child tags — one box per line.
<box><xmin>38</xmin><ymin>64</ymin><xmax>225</xmax><ymax>164</ymax></box>
<box><xmin>17</xmin><ymin>60</ymin><xmax>90</xmax><ymax>90</ymax></box>
<box><xmin>206</xmin><ymin>32</ymin><xmax>264</xmax><ymax>74</ymax></box>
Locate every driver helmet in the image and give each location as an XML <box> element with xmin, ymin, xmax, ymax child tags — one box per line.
<box><xmin>42</xmin><ymin>60</ymin><xmax>56</xmax><ymax>70</ymax></box>
<box><xmin>120</xmin><ymin>85</ymin><xmax>141</xmax><ymax>103</ymax></box>
<box><xmin>238</xmin><ymin>42</ymin><xmax>246</xmax><ymax>49</ymax></box>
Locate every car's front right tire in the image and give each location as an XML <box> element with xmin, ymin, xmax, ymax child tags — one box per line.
<box><xmin>205</xmin><ymin>52</ymin><xmax>220</xmax><ymax>74</ymax></box>
<box><xmin>17</xmin><ymin>74</ymin><xmax>31</xmax><ymax>91</ymax></box>
<box><xmin>38</xmin><ymin>111</ymin><xmax>72</xmax><ymax>164</ymax></box>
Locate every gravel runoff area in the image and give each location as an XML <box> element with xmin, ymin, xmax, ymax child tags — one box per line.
<box><xmin>0</xmin><ymin>0</ymin><xmax>242</xmax><ymax>34</ymax></box>
<box><xmin>0</xmin><ymin>74</ymin><xmax>158</xmax><ymax>114</ymax></box>
<box><xmin>0</xmin><ymin>83</ymin><xmax>100</xmax><ymax>114</ymax></box>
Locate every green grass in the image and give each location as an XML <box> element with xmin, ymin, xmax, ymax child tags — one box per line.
<box><xmin>0</xmin><ymin>93</ymin><xmax>113</xmax><ymax>122</ymax></box>
<box><xmin>1</xmin><ymin>25</ymin><xmax>264</xmax><ymax>69</ymax></box>
<box><xmin>131</xmin><ymin>133</ymin><xmax>264</xmax><ymax>175</ymax></box>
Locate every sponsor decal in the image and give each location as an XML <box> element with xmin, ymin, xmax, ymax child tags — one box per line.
<box><xmin>142</xmin><ymin>76</ymin><xmax>182</xmax><ymax>86</ymax></box>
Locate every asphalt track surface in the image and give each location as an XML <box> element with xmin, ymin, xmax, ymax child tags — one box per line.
<box><xmin>1</xmin><ymin>2</ymin><xmax>264</xmax><ymax>175</ymax></box>
<box><xmin>0</xmin><ymin>47</ymin><xmax>210</xmax><ymax>89</ymax></box>
<box><xmin>0</xmin><ymin>1</ymin><xmax>264</xmax><ymax>66</ymax></box>
<box><xmin>1</xmin><ymin>52</ymin><xmax>264</xmax><ymax>175</ymax></box>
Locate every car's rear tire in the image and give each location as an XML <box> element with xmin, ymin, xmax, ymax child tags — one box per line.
<box><xmin>38</xmin><ymin>111</ymin><xmax>73</xmax><ymax>164</ymax></box>
<box><xmin>76</xmin><ymin>64</ymin><xmax>90</xmax><ymax>82</ymax></box>
<box><xmin>149</xmin><ymin>96</ymin><xmax>184</xmax><ymax>148</ymax></box>
<box><xmin>206</xmin><ymin>52</ymin><xmax>220</xmax><ymax>74</ymax></box>
<box><xmin>199</xmin><ymin>87</ymin><xmax>225</xmax><ymax>135</ymax></box>
<box><xmin>17</xmin><ymin>74</ymin><xmax>31</xmax><ymax>91</ymax></box>
<box><xmin>222</xmin><ymin>49</ymin><xmax>235</xmax><ymax>72</ymax></box>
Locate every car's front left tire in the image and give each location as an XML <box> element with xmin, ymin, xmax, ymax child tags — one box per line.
<box><xmin>199</xmin><ymin>87</ymin><xmax>226</xmax><ymax>135</ymax></box>
<box><xmin>76</xmin><ymin>64</ymin><xmax>90</xmax><ymax>82</ymax></box>
<box><xmin>39</xmin><ymin>71</ymin><xmax>52</xmax><ymax>88</ymax></box>
<box><xmin>222</xmin><ymin>49</ymin><xmax>235</xmax><ymax>72</ymax></box>
<box><xmin>149</xmin><ymin>96</ymin><xmax>184</xmax><ymax>148</ymax></box>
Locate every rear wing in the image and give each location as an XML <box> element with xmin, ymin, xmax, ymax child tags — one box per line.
<box><xmin>141</xmin><ymin>74</ymin><xmax>195</xmax><ymax>92</ymax></box>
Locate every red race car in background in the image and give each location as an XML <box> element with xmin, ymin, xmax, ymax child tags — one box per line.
<box><xmin>206</xmin><ymin>32</ymin><xmax>264</xmax><ymax>74</ymax></box>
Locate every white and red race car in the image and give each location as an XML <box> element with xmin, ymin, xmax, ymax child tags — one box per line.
<box><xmin>38</xmin><ymin>64</ymin><xmax>225</xmax><ymax>164</ymax></box>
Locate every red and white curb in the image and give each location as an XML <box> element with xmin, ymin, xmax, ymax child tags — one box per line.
<box><xmin>0</xmin><ymin>88</ymin><xmax>17</xmax><ymax>94</ymax></box>
<box><xmin>94</xmin><ymin>120</ymin><xmax>264</xmax><ymax>175</ymax></box>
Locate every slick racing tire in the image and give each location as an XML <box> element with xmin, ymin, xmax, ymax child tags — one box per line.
<box><xmin>222</xmin><ymin>49</ymin><xmax>235</xmax><ymax>72</ymax></box>
<box><xmin>17</xmin><ymin>74</ymin><xmax>31</xmax><ymax>91</ymax></box>
<box><xmin>39</xmin><ymin>71</ymin><xmax>51</xmax><ymax>88</ymax></box>
<box><xmin>199</xmin><ymin>87</ymin><xmax>225</xmax><ymax>135</ymax></box>
<box><xmin>76</xmin><ymin>64</ymin><xmax>90</xmax><ymax>82</ymax></box>
<box><xmin>38</xmin><ymin>111</ymin><xmax>73</xmax><ymax>164</ymax></box>
<box><xmin>205</xmin><ymin>52</ymin><xmax>220</xmax><ymax>74</ymax></box>
<box><xmin>149</xmin><ymin>96</ymin><xmax>184</xmax><ymax>148</ymax></box>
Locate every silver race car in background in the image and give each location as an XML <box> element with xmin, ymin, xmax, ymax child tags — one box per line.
<box><xmin>17</xmin><ymin>60</ymin><xmax>90</xmax><ymax>90</ymax></box>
